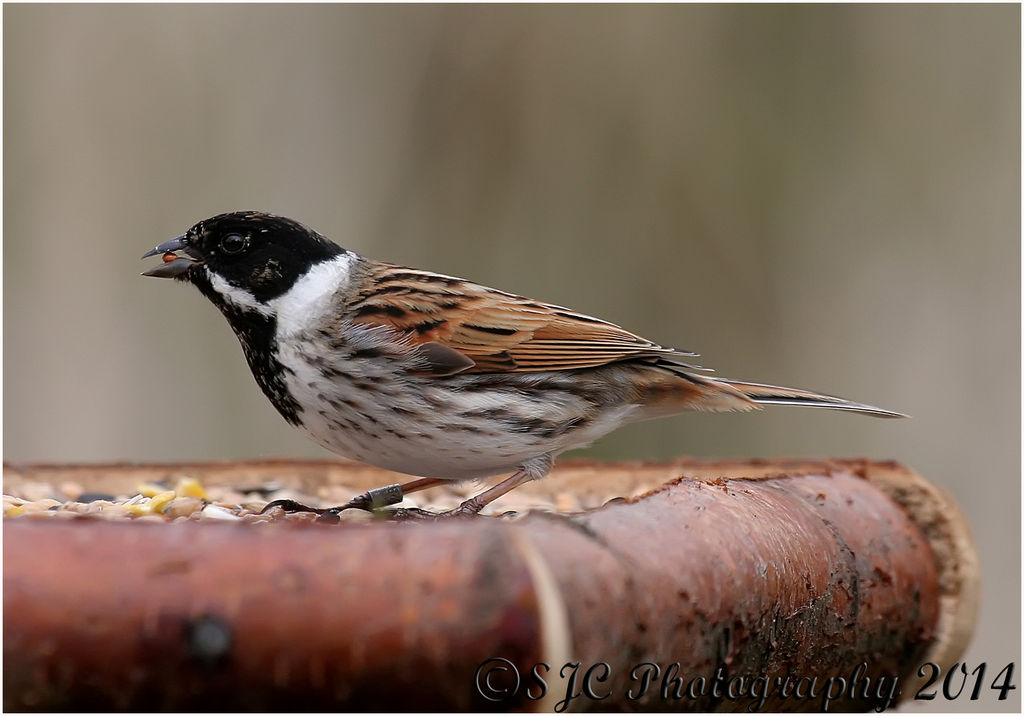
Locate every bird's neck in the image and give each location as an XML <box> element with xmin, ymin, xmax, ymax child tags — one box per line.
<box><xmin>222</xmin><ymin>308</ymin><xmax>304</xmax><ymax>427</ymax></box>
<box><xmin>190</xmin><ymin>271</ymin><xmax>305</xmax><ymax>426</ymax></box>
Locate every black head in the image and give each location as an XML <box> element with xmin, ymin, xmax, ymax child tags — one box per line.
<box><xmin>142</xmin><ymin>211</ymin><xmax>347</xmax><ymax>303</ymax></box>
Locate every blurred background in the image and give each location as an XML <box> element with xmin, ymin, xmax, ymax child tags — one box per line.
<box><xmin>3</xmin><ymin>5</ymin><xmax>1018</xmax><ymax>709</ymax></box>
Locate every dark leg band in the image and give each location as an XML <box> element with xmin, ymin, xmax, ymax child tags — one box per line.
<box><xmin>366</xmin><ymin>483</ymin><xmax>404</xmax><ymax>509</ymax></box>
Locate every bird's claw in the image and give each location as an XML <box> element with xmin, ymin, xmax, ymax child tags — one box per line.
<box><xmin>259</xmin><ymin>498</ymin><xmax>329</xmax><ymax>515</ymax></box>
<box><xmin>258</xmin><ymin>497</ymin><xmax>369</xmax><ymax>518</ymax></box>
<box><xmin>381</xmin><ymin>503</ymin><xmax>487</xmax><ymax>521</ymax></box>
<box><xmin>381</xmin><ymin>507</ymin><xmax>443</xmax><ymax>521</ymax></box>
<box><xmin>259</xmin><ymin>492</ymin><xmax>493</xmax><ymax>522</ymax></box>
<box><xmin>259</xmin><ymin>485</ymin><xmax>408</xmax><ymax>521</ymax></box>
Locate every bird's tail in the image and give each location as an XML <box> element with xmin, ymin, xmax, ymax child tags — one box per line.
<box><xmin>714</xmin><ymin>378</ymin><xmax>907</xmax><ymax>418</ymax></box>
<box><xmin>629</xmin><ymin>359</ymin><xmax>906</xmax><ymax>419</ymax></box>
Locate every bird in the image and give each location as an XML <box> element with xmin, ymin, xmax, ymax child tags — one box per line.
<box><xmin>142</xmin><ymin>211</ymin><xmax>904</xmax><ymax>518</ymax></box>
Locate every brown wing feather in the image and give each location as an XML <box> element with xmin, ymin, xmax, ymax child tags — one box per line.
<box><xmin>349</xmin><ymin>264</ymin><xmax>694</xmax><ymax>374</ymax></box>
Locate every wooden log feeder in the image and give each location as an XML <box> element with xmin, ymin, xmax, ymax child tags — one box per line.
<box><xmin>3</xmin><ymin>458</ymin><xmax>977</xmax><ymax>711</ymax></box>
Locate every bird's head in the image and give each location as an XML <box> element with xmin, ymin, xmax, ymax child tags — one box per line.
<box><xmin>142</xmin><ymin>211</ymin><xmax>347</xmax><ymax>305</ymax></box>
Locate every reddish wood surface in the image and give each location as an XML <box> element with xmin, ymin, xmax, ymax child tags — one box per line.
<box><xmin>3</xmin><ymin>460</ymin><xmax>973</xmax><ymax>711</ymax></box>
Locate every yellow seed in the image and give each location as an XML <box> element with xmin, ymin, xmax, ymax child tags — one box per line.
<box><xmin>174</xmin><ymin>477</ymin><xmax>208</xmax><ymax>500</ymax></box>
<box><xmin>5</xmin><ymin>506</ymin><xmax>25</xmax><ymax>517</ymax></box>
<box><xmin>148</xmin><ymin>491</ymin><xmax>177</xmax><ymax>513</ymax></box>
<box><xmin>136</xmin><ymin>483</ymin><xmax>167</xmax><ymax>498</ymax></box>
<box><xmin>125</xmin><ymin>500</ymin><xmax>153</xmax><ymax>516</ymax></box>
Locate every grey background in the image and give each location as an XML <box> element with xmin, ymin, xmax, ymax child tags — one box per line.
<box><xmin>4</xmin><ymin>5</ymin><xmax>1019</xmax><ymax>709</ymax></box>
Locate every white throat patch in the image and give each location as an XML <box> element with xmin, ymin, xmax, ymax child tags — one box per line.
<box><xmin>207</xmin><ymin>270</ymin><xmax>272</xmax><ymax>317</ymax></box>
<box><xmin>269</xmin><ymin>252</ymin><xmax>356</xmax><ymax>337</ymax></box>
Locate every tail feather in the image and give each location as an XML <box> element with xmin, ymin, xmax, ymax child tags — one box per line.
<box><xmin>634</xmin><ymin>360</ymin><xmax>907</xmax><ymax>419</ymax></box>
<box><xmin>717</xmin><ymin>378</ymin><xmax>907</xmax><ymax>418</ymax></box>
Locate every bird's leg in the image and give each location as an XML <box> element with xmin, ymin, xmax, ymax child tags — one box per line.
<box><xmin>370</xmin><ymin>475</ymin><xmax>535</xmax><ymax>521</ymax></box>
<box><xmin>343</xmin><ymin>477</ymin><xmax>447</xmax><ymax>511</ymax></box>
<box><xmin>263</xmin><ymin>454</ymin><xmax>553</xmax><ymax>522</ymax></box>
<box><xmin>347</xmin><ymin>454</ymin><xmax>551</xmax><ymax>519</ymax></box>
<box><xmin>432</xmin><ymin>454</ymin><xmax>555</xmax><ymax>519</ymax></box>
<box><xmin>442</xmin><ymin>469</ymin><xmax>535</xmax><ymax>517</ymax></box>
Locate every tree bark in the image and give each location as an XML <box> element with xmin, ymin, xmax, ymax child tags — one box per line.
<box><xmin>3</xmin><ymin>458</ymin><xmax>977</xmax><ymax>711</ymax></box>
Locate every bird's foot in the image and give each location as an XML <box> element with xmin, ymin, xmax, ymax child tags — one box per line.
<box><xmin>260</xmin><ymin>486</ymin><xmax>506</xmax><ymax>522</ymax></box>
<box><xmin>383</xmin><ymin>498</ymin><xmax>487</xmax><ymax>521</ymax></box>
<box><xmin>259</xmin><ymin>498</ymin><xmax>334</xmax><ymax>516</ymax></box>
<box><xmin>260</xmin><ymin>482</ymin><xmax>406</xmax><ymax>521</ymax></box>
<box><xmin>382</xmin><ymin>507</ymin><xmax>446</xmax><ymax>521</ymax></box>
<box><xmin>258</xmin><ymin>499</ymin><xmax>348</xmax><ymax>523</ymax></box>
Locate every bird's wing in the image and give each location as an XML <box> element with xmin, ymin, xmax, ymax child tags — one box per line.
<box><xmin>348</xmin><ymin>264</ymin><xmax>696</xmax><ymax>374</ymax></box>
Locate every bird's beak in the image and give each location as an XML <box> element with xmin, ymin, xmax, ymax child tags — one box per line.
<box><xmin>141</xmin><ymin>234</ymin><xmax>201</xmax><ymax>278</ymax></box>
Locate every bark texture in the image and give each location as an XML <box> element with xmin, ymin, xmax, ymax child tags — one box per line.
<box><xmin>3</xmin><ymin>458</ymin><xmax>977</xmax><ymax>711</ymax></box>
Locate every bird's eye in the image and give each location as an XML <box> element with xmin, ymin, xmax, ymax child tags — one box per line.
<box><xmin>220</xmin><ymin>233</ymin><xmax>247</xmax><ymax>255</ymax></box>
